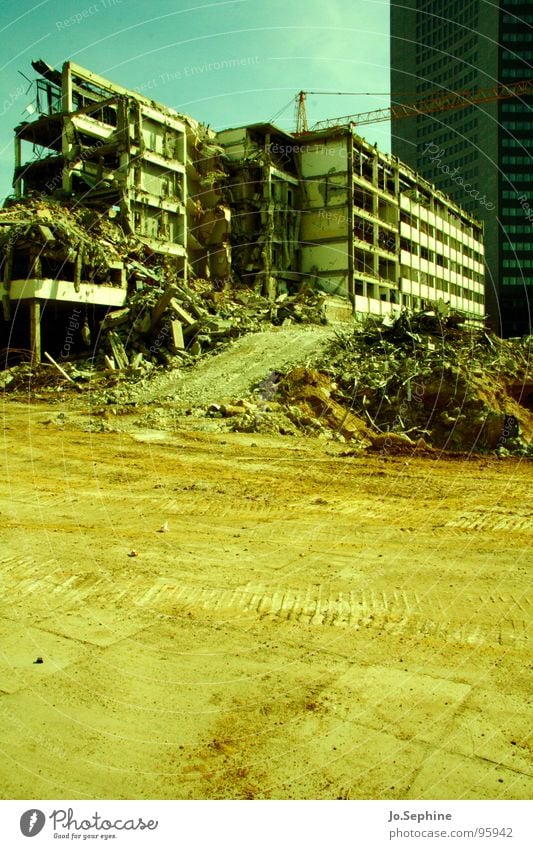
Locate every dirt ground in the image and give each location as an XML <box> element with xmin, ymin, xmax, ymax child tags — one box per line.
<box><xmin>0</xmin><ymin>387</ymin><xmax>531</xmax><ymax>802</ymax></box>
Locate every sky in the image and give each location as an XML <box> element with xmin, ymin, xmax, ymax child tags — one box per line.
<box><xmin>0</xmin><ymin>0</ymin><xmax>391</xmax><ymax>203</ymax></box>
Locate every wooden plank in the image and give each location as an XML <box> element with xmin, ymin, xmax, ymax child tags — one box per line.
<box><xmin>44</xmin><ymin>351</ymin><xmax>83</xmax><ymax>391</ymax></box>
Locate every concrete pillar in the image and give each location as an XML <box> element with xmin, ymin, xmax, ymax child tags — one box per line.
<box><xmin>14</xmin><ymin>135</ymin><xmax>22</xmax><ymax>199</ymax></box>
<box><xmin>29</xmin><ymin>300</ymin><xmax>41</xmax><ymax>366</ymax></box>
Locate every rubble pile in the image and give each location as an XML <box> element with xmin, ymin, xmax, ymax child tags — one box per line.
<box><xmin>277</xmin><ymin>310</ymin><xmax>533</xmax><ymax>454</ymax></box>
<box><xmin>226</xmin><ymin>308</ymin><xmax>532</xmax><ymax>455</ymax></box>
<box><xmin>0</xmin><ymin>198</ymin><xmax>329</xmax><ymax>390</ymax></box>
<box><xmin>96</xmin><ymin>282</ymin><xmax>327</xmax><ymax>375</ymax></box>
<box><xmin>1</xmin><ymin>199</ymin><xmax>530</xmax><ymax>457</ymax></box>
<box><xmin>0</xmin><ymin>199</ymin><xmax>129</xmax><ymax>281</ymax></box>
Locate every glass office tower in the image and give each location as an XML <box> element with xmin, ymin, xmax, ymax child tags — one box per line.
<box><xmin>391</xmin><ymin>0</ymin><xmax>533</xmax><ymax>336</ymax></box>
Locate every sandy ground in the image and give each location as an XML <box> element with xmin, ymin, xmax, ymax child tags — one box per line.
<box><xmin>0</xmin><ymin>393</ymin><xmax>531</xmax><ymax>801</ymax></box>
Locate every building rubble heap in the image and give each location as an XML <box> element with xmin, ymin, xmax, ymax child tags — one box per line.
<box><xmin>1</xmin><ymin>60</ymin><xmax>530</xmax><ymax>456</ymax></box>
<box><xmin>0</xmin><ymin>198</ymin><xmax>328</xmax><ymax>391</ymax></box>
<box><xmin>226</xmin><ymin>310</ymin><xmax>532</xmax><ymax>456</ymax></box>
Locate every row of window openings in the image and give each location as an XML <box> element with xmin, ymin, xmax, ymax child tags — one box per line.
<box><xmin>502</xmin><ymin>242</ymin><xmax>533</xmax><ymax>251</ymax></box>
<box><xmin>401</xmin><ymin>213</ymin><xmax>460</xmax><ymax>244</ymax></box>
<box><xmin>502</xmin><ymin>206</ymin><xmax>533</xmax><ymax>216</ymax></box>
<box><xmin>503</xmin><ymin>174</ymin><xmax>533</xmax><ymax>182</ymax></box>
<box><xmin>503</xmin><ymin>258</ymin><xmax>533</xmax><ymax>267</ymax></box>
<box><xmin>416</xmin><ymin>0</ymin><xmax>476</xmax><ymax>18</ymax></box>
<box><xmin>501</xmin><ymin>276</ymin><xmax>531</xmax><ymax>285</ymax></box>
<box><xmin>501</xmin><ymin>103</ymin><xmax>533</xmax><ymax>112</ymax></box>
<box><xmin>501</xmin><ymin>155</ymin><xmax>533</xmax><ymax>163</ymax></box>
<box><xmin>502</xmin><ymin>224</ymin><xmax>533</xmax><ymax>233</ymax></box>
<box><xmin>502</xmin><ymin>50</ymin><xmax>533</xmax><ymax>60</ymax></box>
<box><xmin>502</xmin><ymin>190</ymin><xmax>533</xmax><ymax>198</ymax></box>
<box><xmin>417</xmin><ymin>119</ymin><xmax>478</xmax><ymax>139</ymax></box>
<box><xmin>421</xmin><ymin>150</ymin><xmax>479</xmax><ymax>168</ymax></box>
<box><xmin>415</xmin><ymin>109</ymin><xmax>478</xmax><ymax>137</ymax></box>
<box><xmin>416</xmin><ymin>52</ymin><xmax>478</xmax><ymax>78</ymax></box>
<box><xmin>416</xmin><ymin>68</ymin><xmax>478</xmax><ymax>94</ymax></box>
<box><xmin>400</xmin><ymin>240</ymin><xmax>483</xmax><ymax>272</ymax></box>
<box><xmin>400</xmin><ymin>213</ymin><xmax>482</xmax><ymax>254</ymax></box>
<box><xmin>501</xmin><ymin>33</ymin><xmax>533</xmax><ymax>43</ymax></box>
<box><xmin>400</xmin><ymin>268</ymin><xmax>484</xmax><ymax>302</ymax></box>
<box><xmin>418</xmin><ymin>137</ymin><xmax>478</xmax><ymax>157</ymax></box>
<box><xmin>501</xmin><ymin>143</ymin><xmax>533</xmax><ymax>155</ymax></box>
<box><xmin>501</xmin><ymin>67</ymin><xmax>533</xmax><ymax>78</ymax></box>
<box><xmin>425</xmin><ymin>167</ymin><xmax>478</xmax><ymax>182</ymax></box>
<box><xmin>416</xmin><ymin>16</ymin><xmax>479</xmax><ymax>38</ymax></box>
<box><xmin>415</xmin><ymin>32</ymin><xmax>477</xmax><ymax>54</ymax></box>
<box><xmin>501</xmin><ymin>124</ymin><xmax>533</xmax><ymax>133</ymax></box>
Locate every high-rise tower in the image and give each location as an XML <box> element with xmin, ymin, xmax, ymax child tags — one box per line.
<box><xmin>391</xmin><ymin>0</ymin><xmax>533</xmax><ymax>336</ymax></box>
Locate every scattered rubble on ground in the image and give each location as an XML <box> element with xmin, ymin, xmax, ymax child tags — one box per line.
<box><xmin>206</xmin><ymin>309</ymin><xmax>532</xmax><ymax>456</ymax></box>
<box><xmin>3</xmin><ymin>303</ymin><xmax>532</xmax><ymax>456</ymax></box>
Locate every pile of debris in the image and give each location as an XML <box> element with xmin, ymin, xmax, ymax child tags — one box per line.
<box><xmin>0</xmin><ymin>199</ymin><xmax>130</xmax><ymax>290</ymax></box>
<box><xmin>227</xmin><ymin>309</ymin><xmax>532</xmax><ymax>455</ymax></box>
<box><xmin>0</xmin><ymin>198</ymin><xmax>328</xmax><ymax>391</ymax></box>
<box><xmin>95</xmin><ymin>281</ymin><xmax>327</xmax><ymax>376</ymax></box>
<box><xmin>296</xmin><ymin>310</ymin><xmax>532</xmax><ymax>453</ymax></box>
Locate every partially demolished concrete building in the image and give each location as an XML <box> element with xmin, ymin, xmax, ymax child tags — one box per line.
<box><xmin>12</xmin><ymin>60</ymin><xmax>230</xmax><ymax>276</ymax></box>
<box><xmin>1</xmin><ymin>60</ymin><xmax>485</xmax><ymax>365</ymax></box>
<box><xmin>296</xmin><ymin>128</ymin><xmax>485</xmax><ymax>320</ymax></box>
<box><xmin>2</xmin><ymin>60</ymin><xmax>230</xmax><ymax>363</ymax></box>
<box><xmin>217</xmin><ymin>123</ymin><xmax>301</xmax><ymax>298</ymax></box>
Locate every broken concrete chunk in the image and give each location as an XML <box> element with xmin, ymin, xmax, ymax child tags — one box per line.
<box><xmin>170</xmin><ymin>299</ymin><xmax>196</xmax><ymax>326</ymax></box>
<box><xmin>170</xmin><ymin>320</ymin><xmax>185</xmax><ymax>351</ymax></box>
<box><xmin>101</xmin><ymin>307</ymin><xmax>131</xmax><ymax>329</ymax></box>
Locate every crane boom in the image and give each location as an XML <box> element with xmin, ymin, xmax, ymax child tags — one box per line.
<box><xmin>305</xmin><ymin>79</ymin><xmax>533</xmax><ymax>132</ymax></box>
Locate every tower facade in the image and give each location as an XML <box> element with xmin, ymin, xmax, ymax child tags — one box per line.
<box><xmin>391</xmin><ymin>0</ymin><xmax>533</xmax><ymax>336</ymax></box>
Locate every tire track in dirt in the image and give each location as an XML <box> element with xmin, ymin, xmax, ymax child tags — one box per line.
<box><xmin>446</xmin><ymin>510</ymin><xmax>533</xmax><ymax>532</ymax></box>
<box><xmin>1</xmin><ymin>555</ymin><xmax>530</xmax><ymax>648</ymax></box>
<box><xmin>129</xmin><ymin>578</ymin><xmax>531</xmax><ymax>648</ymax></box>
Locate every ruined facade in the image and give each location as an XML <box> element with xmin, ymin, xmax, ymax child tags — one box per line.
<box><xmin>217</xmin><ymin>124</ymin><xmax>301</xmax><ymax>297</ymax></box>
<box><xmin>2</xmin><ymin>60</ymin><xmax>230</xmax><ymax>362</ymax></box>
<box><xmin>13</xmin><ymin>60</ymin><xmax>230</xmax><ymax>278</ymax></box>
<box><xmin>296</xmin><ymin>128</ymin><xmax>485</xmax><ymax>321</ymax></box>
<box><xmin>216</xmin><ymin>123</ymin><xmax>484</xmax><ymax>322</ymax></box>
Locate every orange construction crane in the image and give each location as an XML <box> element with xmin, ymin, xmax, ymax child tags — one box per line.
<box><xmin>295</xmin><ymin>79</ymin><xmax>533</xmax><ymax>134</ymax></box>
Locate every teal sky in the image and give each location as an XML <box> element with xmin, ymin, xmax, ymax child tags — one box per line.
<box><xmin>0</xmin><ymin>0</ymin><xmax>391</xmax><ymax>203</ymax></box>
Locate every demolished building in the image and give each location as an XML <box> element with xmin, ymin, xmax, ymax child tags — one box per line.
<box><xmin>217</xmin><ymin>123</ymin><xmax>301</xmax><ymax>298</ymax></box>
<box><xmin>1</xmin><ymin>59</ymin><xmax>486</xmax><ymax>367</ymax></box>
<box><xmin>2</xmin><ymin>60</ymin><xmax>230</xmax><ymax>364</ymax></box>
<box><xmin>296</xmin><ymin>128</ymin><xmax>485</xmax><ymax>322</ymax></box>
